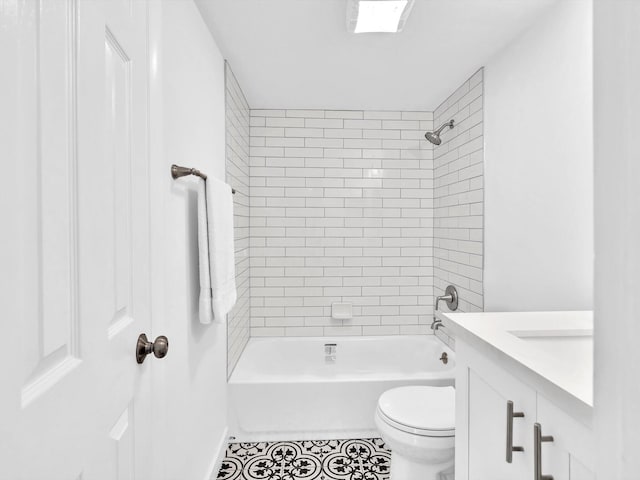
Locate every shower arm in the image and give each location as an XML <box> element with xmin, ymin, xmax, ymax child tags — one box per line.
<box><xmin>434</xmin><ymin>120</ymin><xmax>455</xmax><ymax>135</ymax></box>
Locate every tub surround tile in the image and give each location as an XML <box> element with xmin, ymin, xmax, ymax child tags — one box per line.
<box><xmin>244</xmin><ymin>76</ymin><xmax>484</xmax><ymax>340</ymax></box>
<box><xmin>225</xmin><ymin>62</ymin><xmax>252</xmax><ymax>375</ymax></box>
<box><xmin>431</xmin><ymin>69</ymin><xmax>485</xmax><ymax>347</ymax></box>
<box><xmin>250</xmin><ymin>108</ymin><xmax>436</xmax><ymax>337</ymax></box>
<box><xmin>434</xmin><ymin>327</ymin><xmax>456</xmax><ymax>351</ymax></box>
<box><xmin>433</xmin><ymin>69</ymin><xmax>485</xmax><ymax>316</ymax></box>
<box><xmin>216</xmin><ymin>438</ymin><xmax>391</xmax><ymax>480</ymax></box>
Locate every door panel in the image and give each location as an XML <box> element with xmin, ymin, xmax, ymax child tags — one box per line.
<box><xmin>21</xmin><ymin>0</ymin><xmax>81</xmax><ymax>410</ymax></box>
<box><xmin>2</xmin><ymin>1</ymin><xmax>152</xmax><ymax>478</ymax></box>
<box><xmin>105</xmin><ymin>24</ymin><xmax>134</xmax><ymax>337</ymax></box>
<box><xmin>109</xmin><ymin>405</ymin><xmax>136</xmax><ymax>480</ymax></box>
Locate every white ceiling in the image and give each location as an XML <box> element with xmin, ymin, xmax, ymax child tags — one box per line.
<box><xmin>196</xmin><ymin>0</ymin><xmax>558</xmax><ymax>111</ymax></box>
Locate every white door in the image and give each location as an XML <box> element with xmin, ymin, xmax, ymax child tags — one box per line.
<box><xmin>1</xmin><ymin>1</ymin><xmax>154</xmax><ymax>478</ymax></box>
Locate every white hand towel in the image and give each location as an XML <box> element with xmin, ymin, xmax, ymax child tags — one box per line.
<box><xmin>205</xmin><ymin>176</ymin><xmax>237</xmax><ymax>322</ymax></box>
<box><xmin>197</xmin><ymin>179</ymin><xmax>214</xmax><ymax>324</ymax></box>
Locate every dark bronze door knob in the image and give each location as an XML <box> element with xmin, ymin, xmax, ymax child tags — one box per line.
<box><xmin>136</xmin><ymin>333</ymin><xmax>169</xmax><ymax>364</ymax></box>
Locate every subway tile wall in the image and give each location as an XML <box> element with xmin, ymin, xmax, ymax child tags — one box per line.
<box><xmin>432</xmin><ymin>69</ymin><xmax>485</xmax><ymax>348</ymax></box>
<box><xmin>249</xmin><ymin>109</ymin><xmax>436</xmax><ymax>337</ymax></box>
<box><xmin>225</xmin><ymin>63</ymin><xmax>251</xmax><ymax>373</ymax></box>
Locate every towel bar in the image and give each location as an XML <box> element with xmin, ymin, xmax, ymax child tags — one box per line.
<box><xmin>171</xmin><ymin>164</ymin><xmax>236</xmax><ymax>194</ymax></box>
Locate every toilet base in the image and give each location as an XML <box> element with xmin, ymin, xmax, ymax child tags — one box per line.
<box><xmin>389</xmin><ymin>453</ymin><xmax>454</xmax><ymax>480</ymax></box>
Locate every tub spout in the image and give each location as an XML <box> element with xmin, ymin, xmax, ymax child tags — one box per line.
<box><xmin>324</xmin><ymin>343</ymin><xmax>337</xmax><ymax>355</ymax></box>
<box><xmin>431</xmin><ymin>316</ymin><xmax>443</xmax><ymax>331</ymax></box>
<box><xmin>324</xmin><ymin>343</ymin><xmax>337</xmax><ymax>363</ymax></box>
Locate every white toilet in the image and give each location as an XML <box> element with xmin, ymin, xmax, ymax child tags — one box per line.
<box><xmin>375</xmin><ymin>385</ymin><xmax>455</xmax><ymax>480</ymax></box>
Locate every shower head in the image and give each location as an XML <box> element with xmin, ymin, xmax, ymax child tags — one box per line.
<box><xmin>424</xmin><ymin>120</ymin><xmax>455</xmax><ymax>145</ymax></box>
<box><xmin>424</xmin><ymin>131</ymin><xmax>442</xmax><ymax>145</ymax></box>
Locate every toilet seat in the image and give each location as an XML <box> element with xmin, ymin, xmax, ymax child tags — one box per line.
<box><xmin>376</xmin><ymin>386</ymin><xmax>455</xmax><ymax>437</ymax></box>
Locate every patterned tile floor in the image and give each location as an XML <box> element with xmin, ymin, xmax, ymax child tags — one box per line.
<box><xmin>216</xmin><ymin>438</ymin><xmax>391</xmax><ymax>480</ymax></box>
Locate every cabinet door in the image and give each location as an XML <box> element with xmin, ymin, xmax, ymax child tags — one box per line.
<box><xmin>537</xmin><ymin>395</ymin><xmax>595</xmax><ymax>480</ymax></box>
<box><xmin>468</xmin><ymin>369</ymin><xmax>536</xmax><ymax>480</ymax></box>
<box><xmin>569</xmin><ymin>457</ymin><xmax>595</xmax><ymax>480</ymax></box>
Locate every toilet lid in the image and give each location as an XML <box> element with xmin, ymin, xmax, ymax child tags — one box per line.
<box><xmin>377</xmin><ymin>386</ymin><xmax>455</xmax><ymax>436</ymax></box>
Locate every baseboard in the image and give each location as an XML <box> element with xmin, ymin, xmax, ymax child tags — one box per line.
<box><xmin>203</xmin><ymin>426</ymin><xmax>229</xmax><ymax>480</ymax></box>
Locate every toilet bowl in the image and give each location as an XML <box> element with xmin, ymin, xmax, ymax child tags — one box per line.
<box><xmin>374</xmin><ymin>385</ymin><xmax>455</xmax><ymax>480</ymax></box>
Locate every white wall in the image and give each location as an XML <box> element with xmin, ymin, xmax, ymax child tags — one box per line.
<box><xmin>149</xmin><ymin>2</ymin><xmax>228</xmax><ymax>479</ymax></box>
<box><xmin>593</xmin><ymin>0</ymin><xmax>640</xmax><ymax>477</ymax></box>
<box><xmin>484</xmin><ymin>0</ymin><xmax>593</xmax><ymax>311</ymax></box>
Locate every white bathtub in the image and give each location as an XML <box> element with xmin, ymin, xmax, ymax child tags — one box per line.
<box><xmin>228</xmin><ymin>335</ymin><xmax>455</xmax><ymax>441</ymax></box>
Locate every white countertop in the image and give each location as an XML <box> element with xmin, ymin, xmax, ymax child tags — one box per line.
<box><xmin>439</xmin><ymin>310</ymin><xmax>593</xmax><ymax>421</ymax></box>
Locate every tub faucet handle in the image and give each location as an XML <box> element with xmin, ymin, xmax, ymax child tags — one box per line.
<box><xmin>435</xmin><ymin>285</ymin><xmax>459</xmax><ymax>312</ymax></box>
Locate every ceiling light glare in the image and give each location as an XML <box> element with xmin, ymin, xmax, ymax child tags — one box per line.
<box><xmin>346</xmin><ymin>0</ymin><xmax>415</xmax><ymax>34</ymax></box>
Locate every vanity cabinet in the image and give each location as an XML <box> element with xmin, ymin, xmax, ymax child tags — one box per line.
<box><xmin>456</xmin><ymin>340</ymin><xmax>594</xmax><ymax>480</ymax></box>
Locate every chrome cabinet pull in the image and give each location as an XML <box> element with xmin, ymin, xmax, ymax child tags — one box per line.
<box><xmin>534</xmin><ymin>423</ymin><xmax>554</xmax><ymax>480</ymax></box>
<box><xmin>506</xmin><ymin>400</ymin><xmax>525</xmax><ymax>463</ymax></box>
